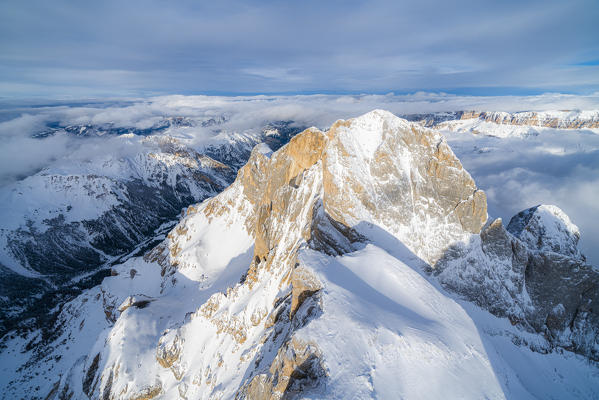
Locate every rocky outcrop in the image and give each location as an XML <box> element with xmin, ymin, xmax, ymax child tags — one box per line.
<box><xmin>156</xmin><ymin>329</ymin><xmax>185</xmax><ymax>381</ymax></box>
<box><xmin>128</xmin><ymin>384</ymin><xmax>163</xmax><ymax>400</ymax></box>
<box><xmin>290</xmin><ymin>266</ymin><xmax>322</xmax><ymax>319</ymax></box>
<box><xmin>237</xmin><ymin>264</ymin><xmax>326</xmax><ymax>400</ymax></box>
<box><xmin>240</xmin><ymin>337</ymin><xmax>326</xmax><ymax>400</ymax></box>
<box><xmin>433</xmin><ymin>219</ymin><xmax>531</xmax><ymax>319</ymax></box>
<box><xmin>507</xmin><ymin>204</ymin><xmax>584</xmax><ymax>261</ymax></box>
<box><xmin>118</xmin><ymin>295</ymin><xmax>154</xmax><ymax>313</ymax></box>
<box><xmin>435</xmin><ymin>205</ymin><xmax>599</xmax><ymax>360</ymax></box>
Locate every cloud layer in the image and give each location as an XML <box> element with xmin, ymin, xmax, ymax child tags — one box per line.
<box><xmin>1</xmin><ymin>0</ymin><xmax>598</xmax><ymax>97</ymax></box>
<box><xmin>1</xmin><ymin>93</ymin><xmax>599</xmax><ymax>264</ymax></box>
<box><xmin>443</xmin><ymin>127</ymin><xmax>599</xmax><ymax>267</ymax></box>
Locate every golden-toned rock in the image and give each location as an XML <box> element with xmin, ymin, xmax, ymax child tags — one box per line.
<box><xmin>239</xmin><ymin>337</ymin><xmax>325</xmax><ymax>400</ymax></box>
<box><xmin>290</xmin><ymin>265</ymin><xmax>322</xmax><ymax>319</ymax></box>
<box><xmin>253</xmin><ymin>128</ymin><xmax>328</xmax><ymax>261</ymax></box>
<box><xmin>156</xmin><ymin>329</ymin><xmax>183</xmax><ymax>369</ymax></box>
<box><xmin>321</xmin><ymin>110</ymin><xmax>487</xmax><ymax>263</ymax></box>
<box><xmin>128</xmin><ymin>383</ymin><xmax>162</xmax><ymax>400</ymax></box>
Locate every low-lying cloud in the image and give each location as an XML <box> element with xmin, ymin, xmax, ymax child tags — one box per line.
<box><xmin>1</xmin><ymin>93</ymin><xmax>599</xmax><ymax>264</ymax></box>
<box><xmin>444</xmin><ymin>127</ymin><xmax>599</xmax><ymax>265</ymax></box>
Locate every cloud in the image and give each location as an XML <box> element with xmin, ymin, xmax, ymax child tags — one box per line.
<box><xmin>0</xmin><ymin>0</ymin><xmax>598</xmax><ymax>97</ymax></box>
<box><xmin>0</xmin><ymin>113</ymin><xmax>69</xmax><ymax>184</ymax></box>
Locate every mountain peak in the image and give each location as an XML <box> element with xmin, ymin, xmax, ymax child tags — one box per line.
<box><xmin>323</xmin><ymin>111</ymin><xmax>487</xmax><ymax>263</ymax></box>
<box><xmin>507</xmin><ymin>204</ymin><xmax>583</xmax><ymax>260</ymax></box>
<box><xmin>73</xmin><ymin>111</ymin><xmax>494</xmax><ymax>398</ymax></box>
<box><xmin>238</xmin><ymin>110</ymin><xmax>487</xmax><ymax>264</ymax></box>
<box><xmin>327</xmin><ymin>109</ymin><xmax>411</xmax><ymax>158</ymax></box>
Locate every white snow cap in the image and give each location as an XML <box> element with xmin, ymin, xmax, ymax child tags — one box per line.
<box><xmin>336</xmin><ymin>109</ymin><xmax>411</xmax><ymax>158</ymax></box>
<box><xmin>508</xmin><ymin>204</ymin><xmax>583</xmax><ymax>259</ymax></box>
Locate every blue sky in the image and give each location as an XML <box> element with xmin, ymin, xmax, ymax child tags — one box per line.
<box><xmin>1</xmin><ymin>0</ymin><xmax>598</xmax><ymax>98</ymax></box>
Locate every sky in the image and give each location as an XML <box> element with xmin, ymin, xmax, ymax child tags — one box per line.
<box><xmin>1</xmin><ymin>0</ymin><xmax>598</xmax><ymax>98</ymax></box>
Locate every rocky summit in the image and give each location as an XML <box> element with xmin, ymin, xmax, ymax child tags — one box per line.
<box><xmin>1</xmin><ymin>110</ymin><xmax>598</xmax><ymax>399</ymax></box>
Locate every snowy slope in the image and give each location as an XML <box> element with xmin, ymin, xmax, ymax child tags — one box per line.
<box><xmin>296</xmin><ymin>245</ymin><xmax>505</xmax><ymax>399</ymax></box>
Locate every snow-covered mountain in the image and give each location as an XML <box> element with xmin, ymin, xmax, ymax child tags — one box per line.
<box><xmin>3</xmin><ymin>110</ymin><xmax>597</xmax><ymax>399</ymax></box>
<box><xmin>0</xmin><ymin>118</ymin><xmax>304</xmax><ymax>339</ymax></box>
<box><xmin>406</xmin><ymin>110</ymin><xmax>599</xmax><ymax>132</ymax></box>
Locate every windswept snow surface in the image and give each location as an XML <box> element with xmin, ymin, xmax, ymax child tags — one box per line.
<box><xmin>298</xmin><ymin>245</ymin><xmax>505</xmax><ymax>399</ymax></box>
<box><xmin>296</xmin><ymin>237</ymin><xmax>599</xmax><ymax>399</ymax></box>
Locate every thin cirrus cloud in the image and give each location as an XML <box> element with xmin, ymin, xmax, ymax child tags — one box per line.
<box><xmin>0</xmin><ymin>0</ymin><xmax>598</xmax><ymax>98</ymax></box>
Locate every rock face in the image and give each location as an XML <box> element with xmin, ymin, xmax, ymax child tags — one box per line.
<box><xmin>321</xmin><ymin>112</ymin><xmax>487</xmax><ymax>263</ymax></box>
<box><xmin>435</xmin><ymin>205</ymin><xmax>599</xmax><ymax>360</ymax></box>
<box><xmin>3</xmin><ymin>110</ymin><xmax>598</xmax><ymax>399</ymax></box>
<box><xmin>239</xmin><ymin>337</ymin><xmax>326</xmax><ymax>400</ymax></box>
